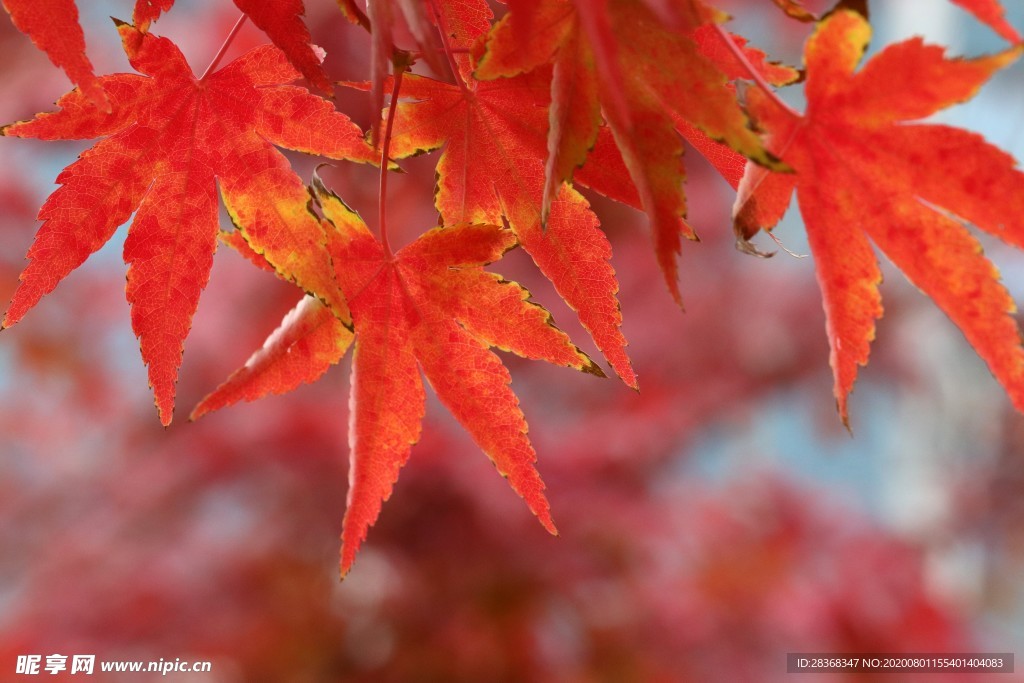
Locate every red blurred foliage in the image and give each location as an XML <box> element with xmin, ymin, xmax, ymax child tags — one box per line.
<box><xmin>0</xmin><ymin>2</ymin><xmax>1021</xmax><ymax>681</ymax></box>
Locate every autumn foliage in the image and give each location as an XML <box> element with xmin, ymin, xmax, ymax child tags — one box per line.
<box><xmin>2</xmin><ymin>0</ymin><xmax>1024</xmax><ymax>586</ymax></box>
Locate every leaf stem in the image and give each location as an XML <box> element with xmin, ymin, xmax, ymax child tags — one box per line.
<box><xmin>200</xmin><ymin>14</ymin><xmax>248</xmax><ymax>81</ymax></box>
<box><xmin>427</xmin><ymin>0</ymin><xmax>470</xmax><ymax>95</ymax></box>
<box><xmin>378</xmin><ymin>63</ymin><xmax>406</xmax><ymax>259</ymax></box>
<box><xmin>712</xmin><ymin>23</ymin><xmax>800</xmax><ymax>120</ymax></box>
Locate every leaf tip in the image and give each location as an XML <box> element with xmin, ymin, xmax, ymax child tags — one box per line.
<box><xmin>309</xmin><ymin>166</ymin><xmax>336</xmax><ymax>204</ymax></box>
<box><xmin>735</xmin><ymin>236</ymin><xmax>776</xmax><ymax>258</ymax></box>
<box><xmin>2</xmin><ymin>306</ymin><xmax>23</xmax><ymax>330</ymax></box>
<box><xmin>1002</xmin><ymin>42</ymin><xmax>1024</xmax><ymax>65</ymax></box>
<box><xmin>666</xmin><ymin>280</ymin><xmax>686</xmax><ymax>311</ymax></box>
<box><xmin>582</xmin><ymin>358</ymin><xmax>607</xmax><ymax>379</ymax></box>
<box><xmin>839</xmin><ymin>407</ymin><xmax>853</xmax><ymax>436</ymax></box>
<box><xmin>157</xmin><ymin>403</ymin><xmax>173</xmax><ymax>428</ymax></box>
<box><xmin>339</xmin><ymin>540</ymin><xmax>359</xmax><ymax>580</ymax></box>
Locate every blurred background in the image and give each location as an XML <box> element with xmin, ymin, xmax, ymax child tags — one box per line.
<box><xmin>1</xmin><ymin>0</ymin><xmax>1023</xmax><ymax>680</ymax></box>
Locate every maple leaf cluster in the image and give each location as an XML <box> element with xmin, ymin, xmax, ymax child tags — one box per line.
<box><xmin>1</xmin><ymin>0</ymin><xmax>1023</xmax><ymax>576</ymax></box>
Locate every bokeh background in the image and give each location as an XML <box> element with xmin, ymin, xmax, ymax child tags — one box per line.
<box><xmin>1</xmin><ymin>0</ymin><xmax>1023</xmax><ymax>680</ymax></box>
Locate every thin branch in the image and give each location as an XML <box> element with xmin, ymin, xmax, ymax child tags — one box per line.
<box><xmin>427</xmin><ymin>0</ymin><xmax>470</xmax><ymax>95</ymax></box>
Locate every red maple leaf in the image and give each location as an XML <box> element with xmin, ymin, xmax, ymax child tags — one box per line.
<box><xmin>134</xmin><ymin>0</ymin><xmax>335</xmax><ymax>94</ymax></box>
<box><xmin>132</xmin><ymin>0</ymin><xmax>174</xmax><ymax>30</ymax></box>
<box><xmin>952</xmin><ymin>0</ymin><xmax>1022</xmax><ymax>43</ymax></box>
<box><xmin>380</xmin><ymin>67</ymin><xmax>637</xmax><ymax>387</ymax></box>
<box><xmin>572</xmin><ymin>24</ymin><xmax>800</xmax><ymax>253</ymax></box>
<box><xmin>195</xmin><ymin>175</ymin><xmax>605</xmax><ymax>575</ymax></box>
<box><xmin>2</xmin><ymin>0</ymin><xmax>108</xmax><ymax>110</ymax></box>
<box><xmin>734</xmin><ymin>9</ymin><xmax>1024</xmax><ymax>425</ymax></box>
<box><xmin>1</xmin><ymin>21</ymin><xmax>378</xmax><ymax>425</ymax></box>
<box><xmin>475</xmin><ymin>0</ymin><xmax>776</xmax><ymax>303</ymax></box>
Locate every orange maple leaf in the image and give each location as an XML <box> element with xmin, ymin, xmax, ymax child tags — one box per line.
<box><xmin>735</xmin><ymin>9</ymin><xmax>1024</xmax><ymax>426</ymax></box>
<box><xmin>194</xmin><ymin>176</ymin><xmax>604</xmax><ymax>576</ymax></box>
<box><xmin>1</xmin><ymin>21</ymin><xmax>378</xmax><ymax>425</ymax></box>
